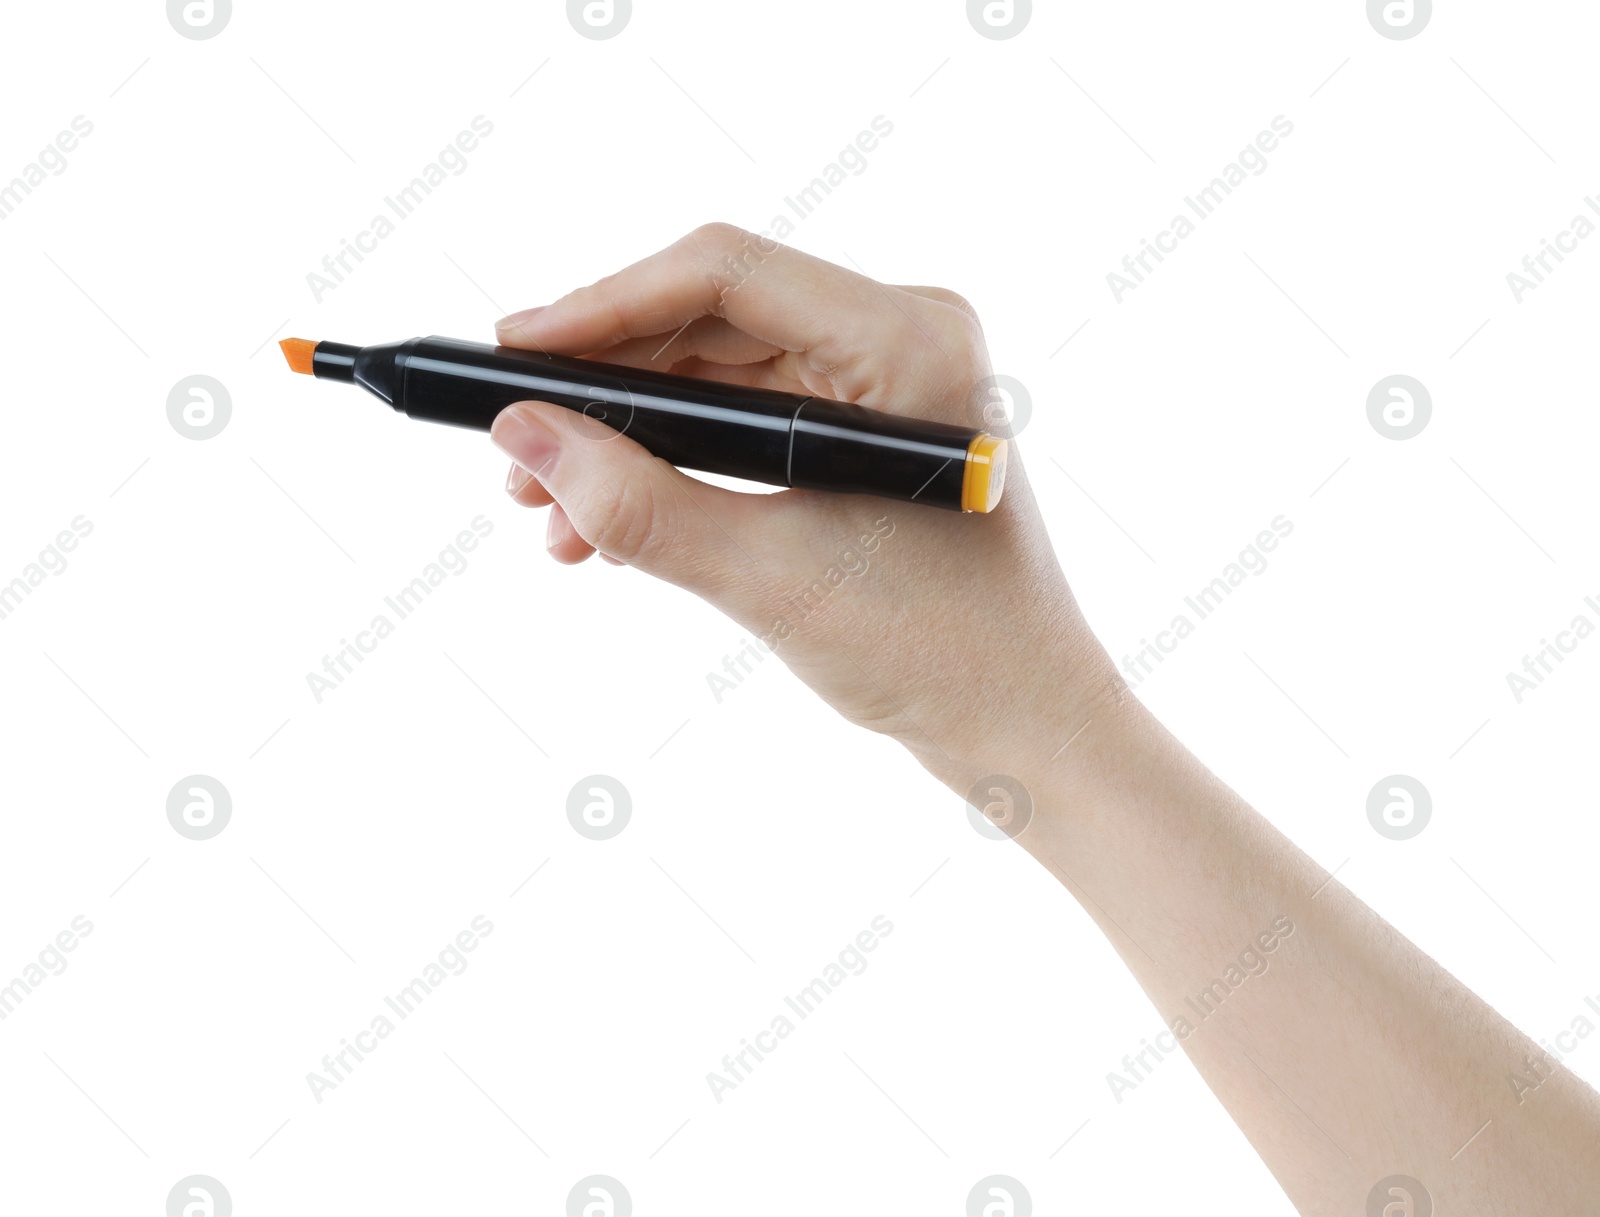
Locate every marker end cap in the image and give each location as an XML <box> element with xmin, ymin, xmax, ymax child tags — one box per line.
<box><xmin>962</xmin><ymin>434</ymin><xmax>1008</xmax><ymax>513</ymax></box>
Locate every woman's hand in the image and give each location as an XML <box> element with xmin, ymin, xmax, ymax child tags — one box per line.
<box><xmin>490</xmin><ymin>223</ymin><xmax>1120</xmax><ymax>790</ymax></box>
<box><xmin>491</xmin><ymin>224</ymin><xmax>1600</xmax><ymax>1214</ymax></box>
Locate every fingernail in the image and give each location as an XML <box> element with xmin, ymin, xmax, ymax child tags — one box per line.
<box><xmin>506</xmin><ymin>463</ymin><xmax>533</xmax><ymax>495</ymax></box>
<box><xmin>491</xmin><ymin>404</ymin><xmax>560</xmax><ymax>477</ymax></box>
<box><xmin>546</xmin><ymin>508</ymin><xmax>573</xmax><ymax>552</ymax></box>
<box><xmin>495</xmin><ymin>306</ymin><xmax>547</xmax><ymax>335</ymax></box>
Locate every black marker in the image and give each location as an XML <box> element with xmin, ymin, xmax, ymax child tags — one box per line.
<box><xmin>280</xmin><ymin>335</ymin><xmax>1007</xmax><ymax>513</ymax></box>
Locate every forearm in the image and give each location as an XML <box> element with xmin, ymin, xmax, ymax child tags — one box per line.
<box><xmin>926</xmin><ymin>653</ymin><xmax>1600</xmax><ymax>1214</ymax></box>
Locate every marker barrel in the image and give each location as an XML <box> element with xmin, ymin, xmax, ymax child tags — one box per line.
<box><xmin>314</xmin><ymin>336</ymin><xmax>1000</xmax><ymax>512</ymax></box>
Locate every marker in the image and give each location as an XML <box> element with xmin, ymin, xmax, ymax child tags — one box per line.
<box><xmin>279</xmin><ymin>335</ymin><xmax>1007</xmax><ymax>513</ymax></box>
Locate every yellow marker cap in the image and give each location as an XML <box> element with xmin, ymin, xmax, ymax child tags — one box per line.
<box><xmin>961</xmin><ymin>434</ymin><xmax>1008</xmax><ymax>513</ymax></box>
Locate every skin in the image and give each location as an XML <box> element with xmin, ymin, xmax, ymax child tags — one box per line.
<box><xmin>487</xmin><ymin>222</ymin><xmax>1600</xmax><ymax>1214</ymax></box>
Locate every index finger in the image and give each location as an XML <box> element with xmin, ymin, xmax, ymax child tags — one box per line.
<box><xmin>494</xmin><ymin>223</ymin><xmax>975</xmax><ymax>406</ymax></box>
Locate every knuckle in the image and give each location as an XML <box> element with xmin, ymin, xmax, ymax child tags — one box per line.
<box><xmin>581</xmin><ymin>475</ymin><xmax>661</xmax><ymax>564</ymax></box>
<box><xmin>686</xmin><ymin>221</ymin><xmax>750</xmax><ymax>256</ymax></box>
<box><xmin>566</xmin><ymin>275</ymin><xmax>624</xmax><ymax>338</ymax></box>
<box><xmin>927</xmin><ymin>286</ymin><xmax>982</xmax><ymax>328</ymax></box>
<box><xmin>904</xmin><ymin>287</ymin><xmax>988</xmax><ymax>379</ymax></box>
<box><xmin>945</xmin><ymin>289</ymin><xmax>973</xmax><ymax>313</ymax></box>
<box><xmin>683</xmin><ymin>223</ymin><xmax>759</xmax><ymax>312</ymax></box>
<box><xmin>935</xmin><ymin>307</ymin><xmax>987</xmax><ymax>372</ymax></box>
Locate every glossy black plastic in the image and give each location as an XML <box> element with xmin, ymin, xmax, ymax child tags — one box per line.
<box><xmin>313</xmin><ymin>335</ymin><xmax>982</xmax><ymax>510</ymax></box>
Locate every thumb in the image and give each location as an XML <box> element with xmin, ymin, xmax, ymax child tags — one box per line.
<box><xmin>490</xmin><ymin>401</ymin><xmax>758</xmax><ymax>596</ymax></box>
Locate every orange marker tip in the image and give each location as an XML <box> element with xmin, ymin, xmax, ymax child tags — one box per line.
<box><xmin>279</xmin><ymin>337</ymin><xmax>318</xmax><ymax>375</ymax></box>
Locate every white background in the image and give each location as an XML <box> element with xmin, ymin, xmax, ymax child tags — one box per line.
<box><xmin>1</xmin><ymin>1</ymin><xmax>1596</xmax><ymax>1212</ymax></box>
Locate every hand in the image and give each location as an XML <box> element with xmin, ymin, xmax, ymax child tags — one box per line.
<box><xmin>493</xmin><ymin>226</ymin><xmax>1600</xmax><ymax>1215</ymax></box>
<box><xmin>489</xmin><ymin>223</ymin><xmax>1120</xmax><ymax>788</ymax></box>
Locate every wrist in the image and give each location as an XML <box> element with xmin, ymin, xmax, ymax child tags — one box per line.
<box><xmin>914</xmin><ymin>630</ymin><xmax>1153</xmax><ymax>822</ymax></box>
